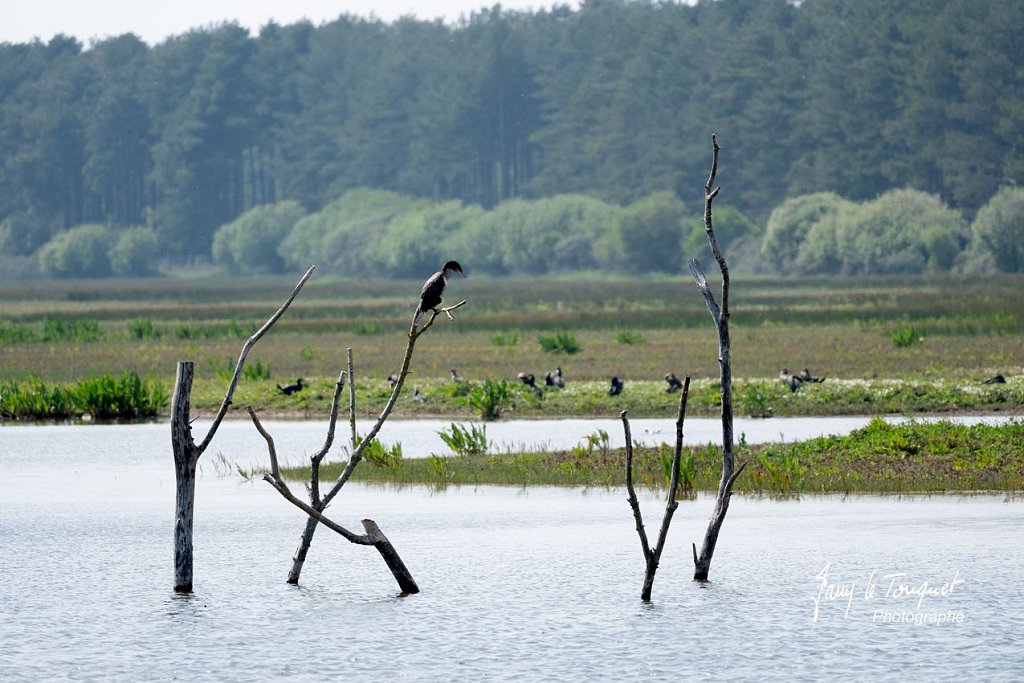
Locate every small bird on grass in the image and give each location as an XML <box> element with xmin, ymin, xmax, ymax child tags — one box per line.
<box><xmin>608</xmin><ymin>377</ymin><xmax>624</xmax><ymax>396</ymax></box>
<box><xmin>414</xmin><ymin>260</ymin><xmax>465</xmax><ymax>327</ymax></box>
<box><xmin>664</xmin><ymin>373</ymin><xmax>683</xmax><ymax>393</ymax></box>
<box><xmin>387</xmin><ymin>373</ymin><xmax>400</xmax><ymax>388</ymax></box>
<box><xmin>412</xmin><ymin>387</ymin><xmax>426</xmax><ymax>404</ymax></box>
<box><xmin>277</xmin><ymin>378</ymin><xmax>305</xmax><ymax>396</ymax></box>
<box><xmin>518</xmin><ymin>372</ymin><xmax>543</xmax><ymax>396</ymax></box>
<box><xmin>779</xmin><ymin>369</ymin><xmax>802</xmax><ymax>393</ymax></box>
<box><xmin>798</xmin><ymin>368</ymin><xmax>826</xmax><ymax>383</ymax></box>
<box><xmin>451</xmin><ymin>368</ymin><xmax>464</xmax><ymax>383</ymax></box>
<box><xmin>545</xmin><ymin>367</ymin><xmax>565</xmax><ymax>388</ymax></box>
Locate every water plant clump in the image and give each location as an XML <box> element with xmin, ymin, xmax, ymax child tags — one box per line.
<box><xmin>438</xmin><ymin>422</ymin><xmax>491</xmax><ymax>457</ymax></box>
<box><xmin>1</xmin><ymin>371</ymin><xmax>168</xmax><ymax>420</ymax></box>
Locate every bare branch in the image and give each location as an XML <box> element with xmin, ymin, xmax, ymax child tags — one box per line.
<box><xmin>621</xmin><ymin>410</ymin><xmax>651</xmax><ymax>561</ymax></box>
<box><xmin>197</xmin><ymin>265</ymin><xmax>315</xmax><ymax>454</ymax></box>
<box><xmin>347</xmin><ymin>348</ymin><xmax>357</xmax><ymax>452</ymax></box>
<box><xmin>309</xmin><ymin>370</ymin><xmax>347</xmax><ymax>505</ymax></box>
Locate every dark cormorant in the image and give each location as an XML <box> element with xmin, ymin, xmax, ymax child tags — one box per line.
<box><xmin>277</xmin><ymin>378</ymin><xmax>305</xmax><ymax>395</ymax></box>
<box><xmin>779</xmin><ymin>369</ymin><xmax>802</xmax><ymax>393</ymax></box>
<box><xmin>608</xmin><ymin>377</ymin><xmax>624</xmax><ymax>396</ymax></box>
<box><xmin>518</xmin><ymin>371</ymin><xmax>543</xmax><ymax>396</ymax></box>
<box><xmin>798</xmin><ymin>368</ymin><xmax>825</xmax><ymax>383</ymax></box>
<box><xmin>983</xmin><ymin>374</ymin><xmax>1007</xmax><ymax>384</ymax></box>
<box><xmin>664</xmin><ymin>373</ymin><xmax>683</xmax><ymax>393</ymax></box>
<box><xmin>415</xmin><ymin>260</ymin><xmax>464</xmax><ymax>326</ymax></box>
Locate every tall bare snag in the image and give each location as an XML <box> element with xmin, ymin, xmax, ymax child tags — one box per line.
<box><xmin>688</xmin><ymin>135</ymin><xmax>748</xmax><ymax>581</ymax></box>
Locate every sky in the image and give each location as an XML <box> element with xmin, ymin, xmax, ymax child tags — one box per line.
<box><xmin>1</xmin><ymin>0</ymin><xmax>579</xmax><ymax>46</ymax></box>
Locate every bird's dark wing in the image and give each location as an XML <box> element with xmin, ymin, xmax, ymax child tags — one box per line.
<box><xmin>418</xmin><ymin>270</ymin><xmax>445</xmax><ymax>311</ymax></box>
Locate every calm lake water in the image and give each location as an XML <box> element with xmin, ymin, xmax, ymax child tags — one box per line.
<box><xmin>2</xmin><ymin>418</ymin><xmax>1023</xmax><ymax>681</ymax></box>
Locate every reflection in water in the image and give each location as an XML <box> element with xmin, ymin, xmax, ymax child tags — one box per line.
<box><xmin>0</xmin><ymin>422</ymin><xmax>1023</xmax><ymax>680</ymax></box>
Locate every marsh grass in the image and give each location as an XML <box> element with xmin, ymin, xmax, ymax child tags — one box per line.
<box><xmin>290</xmin><ymin>419</ymin><xmax>1024</xmax><ymax>493</ymax></box>
<box><xmin>2</xmin><ymin>275</ymin><xmax>1024</xmax><ymax>408</ymax></box>
<box><xmin>0</xmin><ymin>371</ymin><xmax>168</xmax><ymax>420</ymax></box>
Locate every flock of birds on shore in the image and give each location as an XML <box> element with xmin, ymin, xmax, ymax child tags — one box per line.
<box><xmin>276</xmin><ymin>367</ymin><xmax>1009</xmax><ymax>402</ymax></box>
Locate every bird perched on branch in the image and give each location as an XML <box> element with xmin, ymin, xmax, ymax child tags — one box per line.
<box><xmin>414</xmin><ymin>260</ymin><xmax>465</xmax><ymax>327</ymax></box>
<box><xmin>277</xmin><ymin>378</ymin><xmax>305</xmax><ymax>396</ymax></box>
<box><xmin>664</xmin><ymin>373</ymin><xmax>684</xmax><ymax>393</ymax></box>
<box><xmin>608</xmin><ymin>377</ymin><xmax>624</xmax><ymax>396</ymax></box>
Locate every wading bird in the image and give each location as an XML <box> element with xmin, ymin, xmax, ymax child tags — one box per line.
<box><xmin>779</xmin><ymin>369</ymin><xmax>802</xmax><ymax>393</ymax></box>
<box><xmin>664</xmin><ymin>373</ymin><xmax>683</xmax><ymax>393</ymax></box>
<box><xmin>545</xmin><ymin>367</ymin><xmax>565</xmax><ymax>388</ymax></box>
<box><xmin>277</xmin><ymin>378</ymin><xmax>305</xmax><ymax>396</ymax></box>
<box><xmin>798</xmin><ymin>368</ymin><xmax>826</xmax><ymax>383</ymax></box>
<box><xmin>415</xmin><ymin>260</ymin><xmax>464</xmax><ymax>326</ymax></box>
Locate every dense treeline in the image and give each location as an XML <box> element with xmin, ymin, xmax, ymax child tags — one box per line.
<box><xmin>1</xmin><ymin>0</ymin><xmax>1022</xmax><ymax>278</ymax></box>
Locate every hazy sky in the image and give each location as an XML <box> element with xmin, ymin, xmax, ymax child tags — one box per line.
<box><xmin>2</xmin><ymin>0</ymin><xmax>578</xmax><ymax>46</ymax></box>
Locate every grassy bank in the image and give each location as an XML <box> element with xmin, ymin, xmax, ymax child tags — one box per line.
<box><xmin>280</xmin><ymin>418</ymin><xmax>1024</xmax><ymax>494</ymax></box>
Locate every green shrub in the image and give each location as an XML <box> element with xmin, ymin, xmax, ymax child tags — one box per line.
<box><xmin>538</xmin><ymin>330</ymin><xmax>581</xmax><ymax>354</ymax></box>
<box><xmin>490</xmin><ymin>331</ymin><xmax>519</xmax><ymax>347</ymax></box>
<box><xmin>215</xmin><ymin>358</ymin><xmax>271</xmax><ymax>381</ymax></box>
<box><xmin>465</xmin><ymin>378</ymin><xmax>513</xmax><ymax>420</ymax></box>
<box><xmin>438</xmin><ymin>422</ymin><xmax>491</xmax><ymax>457</ymax></box>
<box><xmin>109</xmin><ymin>227</ymin><xmax>160</xmax><ymax>277</ymax></box>
<box><xmin>127</xmin><ymin>318</ymin><xmax>163</xmax><ymax>339</ymax></box>
<box><xmin>42</xmin><ymin>318</ymin><xmax>104</xmax><ymax>342</ymax></box>
<box><xmin>38</xmin><ymin>224</ymin><xmax>115</xmax><ymax>278</ymax></box>
<box><xmin>615</xmin><ymin>330</ymin><xmax>645</xmax><ymax>345</ymax></box>
<box><xmin>888</xmin><ymin>323</ymin><xmax>921</xmax><ymax>347</ymax></box>
<box><xmin>360</xmin><ymin>438</ymin><xmax>403</xmax><ymax>469</ymax></box>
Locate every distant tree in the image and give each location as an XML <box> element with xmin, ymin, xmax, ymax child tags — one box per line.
<box><xmin>363</xmin><ymin>201</ymin><xmax>483</xmax><ymax>278</ymax></box>
<box><xmin>761</xmin><ymin>193</ymin><xmax>848</xmax><ymax>266</ymax></box>
<box><xmin>836</xmin><ymin>189</ymin><xmax>966</xmax><ymax>274</ymax></box>
<box><xmin>109</xmin><ymin>227</ymin><xmax>160</xmax><ymax>277</ymax></box>
<box><xmin>971</xmin><ymin>187</ymin><xmax>1024</xmax><ymax>272</ymax></box>
<box><xmin>613</xmin><ymin>191</ymin><xmax>689</xmax><ymax>274</ymax></box>
<box><xmin>38</xmin><ymin>224</ymin><xmax>114</xmax><ymax>277</ymax></box>
<box><xmin>212</xmin><ymin>200</ymin><xmax>305</xmax><ymax>274</ymax></box>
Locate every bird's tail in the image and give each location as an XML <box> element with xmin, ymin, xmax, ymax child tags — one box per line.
<box><xmin>412</xmin><ymin>306</ymin><xmax>424</xmax><ymax>329</ymax></box>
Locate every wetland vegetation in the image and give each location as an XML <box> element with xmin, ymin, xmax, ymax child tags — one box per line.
<box><xmin>2</xmin><ymin>274</ymin><xmax>1022</xmax><ymax>492</ymax></box>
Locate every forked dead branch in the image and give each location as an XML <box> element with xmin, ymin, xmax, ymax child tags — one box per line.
<box><xmin>171</xmin><ymin>265</ymin><xmax>315</xmax><ymax>593</ymax></box>
<box><xmin>622</xmin><ymin>375</ymin><xmax>691</xmax><ymax>601</ymax></box>
<box><xmin>248</xmin><ymin>298</ymin><xmax>467</xmax><ymax>592</ymax></box>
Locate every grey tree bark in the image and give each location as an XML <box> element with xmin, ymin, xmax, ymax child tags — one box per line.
<box><xmin>171</xmin><ymin>266</ymin><xmax>315</xmax><ymax>593</ymax></box>
<box><xmin>688</xmin><ymin>135</ymin><xmax>748</xmax><ymax>582</ymax></box>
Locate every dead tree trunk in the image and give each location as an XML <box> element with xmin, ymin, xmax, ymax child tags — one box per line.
<box><xmin>688</xmin><ymin>135</ymin><xmax>748</xmax><ymax>582</ymax></box>
<box><xmin>622</xmin><ymin>376</ymin><xmax>691</xmax><ymax>601</ymax></box>
<box><xmin>262</xmin><ymin>299</ymin><xmax>466</xmax><ymax>590</ymax></box>
<box><xmin>171</xmin><ymin>266</ymin><xmax>314</xmax><ymax>593</ymax></box>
